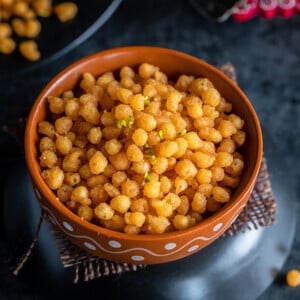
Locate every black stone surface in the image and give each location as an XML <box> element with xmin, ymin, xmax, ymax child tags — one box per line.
<box><xmin>1</xmin><ymin>0</ymin><xmax>300</xmax><ymax>299</ymax></box>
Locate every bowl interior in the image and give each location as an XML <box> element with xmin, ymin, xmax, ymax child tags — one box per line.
<box><xmin>25</xmin><ymin>46</ymin><xmax>263</xmax><ymax>240</ymax></box>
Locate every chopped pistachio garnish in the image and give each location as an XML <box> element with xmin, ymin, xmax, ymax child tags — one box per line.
<box><xmin>127</xmin><ymin>115</ymin><xmax>134</xmax><ymax>128</ymax></box>
<box><xmin>116</xmin><ymin>116</ymin><xmax>135</xmax><ymax>129</ymax></box>
<box><xmin>117</xmin><ymin>119</ymin><xmax>127</xmax><ymax>129</ymax></box>
<box><xmin>144</xmin><ymin>148</ymin><xmax>156</xmax><ymax>164</ymax></box>
<box><xmin>180</xmin><ymin>129</ymin><xmax>187</xmax><ymax>136</ymax></box>
<box><xmin>158</xmin><ymin>129</ymin><xmax>165</xmax><ymax>140</ymax></box>
<box><xmin>144</xmin><ymin>172</ymin><xmax>152</xmax><ymax>182</ymax></box>
<box><xmin>150</xmin><ymin>155</ymin><xmax>157</xmax><ymax>164</ymax></box>
<box><xmin>144</xmin><ymin>96</ymin><xmax>151</xmax><ymax>106</ymax></box>
<box><xmin>145</xmin><ymin>148</ymin><xmax>155</xmax><ymax>156</ymax></box>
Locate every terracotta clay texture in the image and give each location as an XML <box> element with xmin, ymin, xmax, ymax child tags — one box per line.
<box><xmin>25</xmin><ymin>46</ymin><xmax>263</xmax><ymax>264</ymax></box>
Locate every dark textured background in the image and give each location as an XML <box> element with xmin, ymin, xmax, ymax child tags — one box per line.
<box><xmin>0</xmin><ymin>0</ymin><xmax>299</xmax><ymax>299</ymax></box>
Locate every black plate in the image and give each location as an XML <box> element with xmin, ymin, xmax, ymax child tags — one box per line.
<box><xmin>0</xmin><ymin>0</ymin><xmax>122</xmax><ymax>78</ymax></box>
<box><xmin>1</xmin><ymin>130</ymin><xmax>297</xmax><ymax>300</ymax></box>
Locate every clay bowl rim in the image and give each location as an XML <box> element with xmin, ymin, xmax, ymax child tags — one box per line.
<box><xmin>25</xmin><ymin>46</ymin><xmax>263</xmax><ymax>243</ymax></box>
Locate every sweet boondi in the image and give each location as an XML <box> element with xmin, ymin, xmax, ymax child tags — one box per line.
<box><xmin>37</xmin><ymin>63</ymin><xmax>246</xmax><ymax>234</ymax></box>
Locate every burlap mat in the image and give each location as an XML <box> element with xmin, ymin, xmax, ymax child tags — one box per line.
<box><xmin>49</xmin><ymin>219</ymin><xmax>144</xmax><ymax>283</ymax></box>
<box><xmin>4</xmin><ymin>64</ymin><xmax>277</xmax><ymax>283</ymax></box>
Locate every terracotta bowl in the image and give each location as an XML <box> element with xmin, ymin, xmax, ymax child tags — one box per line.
<box><xmin>25</xmin><ymin>46</ymin><xmax>263</xmax><ymax>265</ymax></box>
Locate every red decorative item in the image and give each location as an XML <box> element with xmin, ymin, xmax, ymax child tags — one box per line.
<box><xmin>232</xmin><ymin>0</ymin><xmax>298</xmax><ymax>21</ymax></box>
<box><xmin>232</xmin><ymin>0</ymin><xmax>259</xmax><ymax>22</ymax></box>
<box><xmin>259</xmin><ymin>0</ymin><xmax>278</xmax><ymax>19</ymax></box>
<box><xmin>277</xmin><ymin>0</ymin><xmax>296</xmax><ymax>17</ymax></box>
<box><xmin>297</xmin><ymin>0</ymin><xmax>300</xmax><ymax>13</ymax></box>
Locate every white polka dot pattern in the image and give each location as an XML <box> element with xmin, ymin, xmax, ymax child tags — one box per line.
<box><xmin>213</xmin><ymin>223</ymin><xmax>223</xmax><ymax>232</ymax></box>
<box><xmin>84</xmin><ymin>242</ymin><xmax>96</xmax><ymax>251</ymax></box>
<box><xmin>164</xmin><ymin>243</ymin><xmax>177</xmax><ymax>250</ymax></box>
<box><xmin>108</xmin><ymin>240</ymin><xmax>122</xmax><ymax>248</ymax></box>
<box><xmin>62</xmin><ymin>221</ymin><xmax>74</xmax><ymax>232</ymax></box>
<box><xmin>131</xmin><ymin>255</ymin><xmax>145</xmax><ymax>262</ymax></box>
<box><xmin>187</xmin><ymin>245</ymin><xmax>199</xmax><ymax>253</ymax></box>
